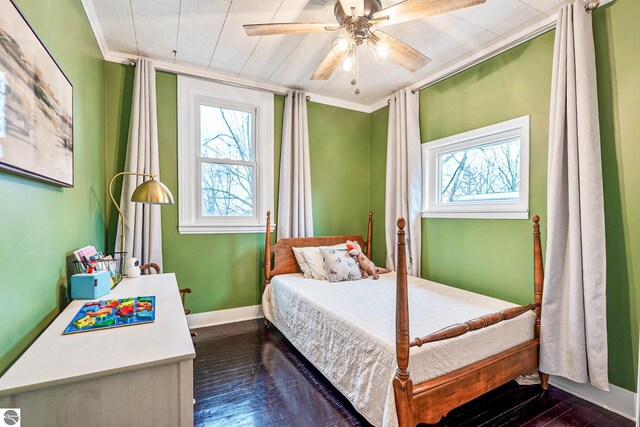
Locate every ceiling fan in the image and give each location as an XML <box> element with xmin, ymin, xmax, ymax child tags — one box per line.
<box><xmin>243</xmin><ymin>0</ymin><xmax>486</xmax><ymax>91</ymax></box>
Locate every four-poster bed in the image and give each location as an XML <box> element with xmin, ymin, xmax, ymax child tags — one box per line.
<box><xmin>262</xmin><ymin>211</ymin><xmax>546</xmax><ymax>426</ymax></box>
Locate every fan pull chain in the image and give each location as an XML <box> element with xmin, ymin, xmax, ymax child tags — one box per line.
<box><xmin>353</xmin><ymin>48</ymin><xmax>360</xmax><ymax>95</ymax></box>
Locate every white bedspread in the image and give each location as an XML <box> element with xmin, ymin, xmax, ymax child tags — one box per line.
<box><xmin>262</xmin><ymin>272</ymin><xmax>535</xmax><ymax>427</ymax></box>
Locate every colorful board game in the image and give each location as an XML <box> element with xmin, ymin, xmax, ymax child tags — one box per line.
<box><xmin>63</xmin><ymin>296</ymin><xmax>156</xmax><ymax>335</ymax></box>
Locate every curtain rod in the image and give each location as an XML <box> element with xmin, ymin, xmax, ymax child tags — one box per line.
<box><xmin>124</xmin><ymin>58</ymin><xmax>288</xmax><ymax>96</ymax></box>
<box><xmin>285</xmin><ymin>92</ymin><xmax>312</xmax><ymax>101</ymax></box>
<box><xmin>585</xmin><ymin>1</ymin><xmax>600</xmax><ymax>12</ymax></box>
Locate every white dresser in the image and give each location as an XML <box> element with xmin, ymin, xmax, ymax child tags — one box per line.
<box><xmin>0</xmin><ymin>273</ymin><xmax>195</xmax><ymax>427</ymax></box>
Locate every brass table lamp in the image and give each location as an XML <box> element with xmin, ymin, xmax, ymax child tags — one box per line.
<box><xmin>108</xmin><ymin>172</ymin><xmax>174</xmax><ymax>254</ymax></box>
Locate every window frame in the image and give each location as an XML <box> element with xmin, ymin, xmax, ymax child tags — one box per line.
<box><xmin>178</xmin><ymin>76</ymin><xmax>274</xmax><ymax>234</ymax></box>
<box><xmin>422</xmin><ymin>116</ymin><xmax>530</xmax><ymax>220</ymax></box>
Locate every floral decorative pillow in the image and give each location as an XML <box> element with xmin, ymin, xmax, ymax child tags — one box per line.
<box><xmin>320</xmin><ymin>247</ymin><xmax>362</xmax><ymax>282</ymax></box>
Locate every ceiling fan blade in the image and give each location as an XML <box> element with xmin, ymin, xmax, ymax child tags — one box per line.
<box><xmin>373</xmin><ymin>0</ymin><xmax>485</xmax><ymax>26</ymax></box>
<box><xmin>374</xmin><ymin>30</ymin><xmax>431</xmax><ymax>72</ymax></box>
<box><xmin>311</xmin><ymin>50</ymin><xmax>343</xmax><ymax>80</ymax></box>
<box><xmin>243</xmin><ymin>22</ymin><xmax>341</xmax><ymax>36</ymax></box>
<box><xmin>334</xmin><ymin>0</ymin><xmax>347</xmax><ymax>21</ymax></box>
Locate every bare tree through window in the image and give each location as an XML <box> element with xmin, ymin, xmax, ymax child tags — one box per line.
<box><xmin>200</xmin><ymin>105</ymin><xmax>255</xmax><ymax>216</ymax></box>
<box><xmin>439</xmin><ymin>138</ymin><xmax>520</xmax><ymax>204</ymax></box>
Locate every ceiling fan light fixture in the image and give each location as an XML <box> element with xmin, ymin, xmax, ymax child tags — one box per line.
<box><xmin>367</xmin><ymin>35</ymin><xmax>390</xmax><ymax>63</ymax></box>
<box><xmin>341</xmin><ymin>47</ymin><xmax>357</xmax><ymax>74</ymax></box>
<box><xmin>332</xmin><ymin>36</ymin><xmax>352</xmax><ymax>58</ymax></box>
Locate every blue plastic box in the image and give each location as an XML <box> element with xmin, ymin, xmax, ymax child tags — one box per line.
<box><xmin>70</xmin><ymin>271</ymin><xmax>111</xmax><ymax>300</ymax></box>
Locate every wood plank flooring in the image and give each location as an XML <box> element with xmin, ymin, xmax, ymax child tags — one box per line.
<box><xmin>193</xmin><ymin>319</ymin><xmax>633</xmax><ymax>427</ymax></box>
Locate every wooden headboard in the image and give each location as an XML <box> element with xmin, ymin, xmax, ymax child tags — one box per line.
<box><xmin>264</xmin><ymin>211</ymin><xmax>373</xmax><ymax>286</ymax></box>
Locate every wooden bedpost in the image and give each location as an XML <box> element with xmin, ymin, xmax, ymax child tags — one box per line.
<box><xmin>265</xmin><ymin>211</ymin><xmax>272</xmax><ymax>288</ymax></box>
<box><xmin>532</xmin><ymin>215</ymin><xmax>543</xmax><ymax>337</ymax></box>
<box><xmin>394</xmin><ymin>218</ymin><xmax>414</xmax><ymax>427</ymax></box>
<box><xmin>532</xmin><ymin>215</ymin><xmax>549</xmax><ymax>390</ymax></box>
<box><xmin>366</xmin><ymin>211</ymin><xmax>373</xmax><ymax>259</ymax></box>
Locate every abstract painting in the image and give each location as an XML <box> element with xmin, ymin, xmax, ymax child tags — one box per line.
<box><xmin>0</xmin><ymin>0</ymin><xmax>73</xmax><ymax>187</ymax></box>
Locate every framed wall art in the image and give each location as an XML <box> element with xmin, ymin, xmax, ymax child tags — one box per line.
<box><xmin>0</xmin><ymin>0</ymin><xmax>74</xmax><ymax>187</ymax></box>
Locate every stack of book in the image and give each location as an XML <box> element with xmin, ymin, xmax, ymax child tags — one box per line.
<box><xmin>72</xmin><ymin>246</ymin><xmax>123</xmax><ymax>287</ymax></box>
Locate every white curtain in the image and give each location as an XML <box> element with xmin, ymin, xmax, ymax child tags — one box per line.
<box><xmin>116</xmin><ymin>58</ymin><xmax>163</xmax><ymax>268</ymax></box>
<box><xmin>539</xmin><ymin>3</ymin><xmax>608</xmax><ymax>391</ymax></box>
<box><xmin>277</xmin><ymin>90</ymin><xmax>313</xmax><ymax>239</ymax></box>
<box><xmin>385</xmin><ymin>88</ymin><xmax>422</xmax><ymax>276</ymax></box>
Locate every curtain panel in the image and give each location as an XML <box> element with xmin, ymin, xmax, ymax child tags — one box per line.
<box><xmin>277</xmin><ymin>90</ymin><xmax>313</xmax><ymax>239</ymax></box>
<box><xmin>385</xmin><ymin>88</ymin><xmax>422</xmax><ymax>276</ymax></box>
<box><xmin>539</xmin><ymin>2</ymin><xmax>608</xmax><ymax>391</ymax></box>
<box><xmin>116</xmin><ymin>58</ymin><xmax>164</xmax><ymax>268</ymax></box>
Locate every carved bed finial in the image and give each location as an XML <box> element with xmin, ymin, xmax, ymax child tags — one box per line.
<box><xmin>366</xmin><ymin>211</ymin><xmax>374</xmax><ymax>258</ymax></box>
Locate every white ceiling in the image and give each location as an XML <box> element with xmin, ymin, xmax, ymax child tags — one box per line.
<box><xmin>87</xmin><ymin>0</ymin><xmax>567</xmax><ymax>106</ymax></box>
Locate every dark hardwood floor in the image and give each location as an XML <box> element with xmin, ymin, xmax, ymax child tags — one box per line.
<box><xmin>192</xmin><ymin>320</ymin><xmax>632</xmax><ymax>427</ymax></box>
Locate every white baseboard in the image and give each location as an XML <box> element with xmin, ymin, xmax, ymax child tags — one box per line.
<box><xmin>186</xmin><ymin>304</ymin><xmax>264</xmax><ymax>329</ymax></box>
<box><xmin>549</xmin><ymin>376</ymin><xmax>637</xmax><ymax>421</ymax></box>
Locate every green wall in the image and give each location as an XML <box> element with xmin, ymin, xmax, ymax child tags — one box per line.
<box><xmin>369</xmin><ymin>0</ymin><xmax>639</xmax><ymax>392</ymax></box>
<box><xmin>3</xmin><ymin>0</ymin><xmax>636</xmax><ymax>393</ymax></box>
<box><xmin>593</xmin><ymin>0</ymin><xmax>640</xmax><ymax>392</ymax></box>
<box><xmin>105</xmin><ymin>64</ymin><xmax>372</xmax><ymax>313</ymax></box>
<box><xmin>0</xmin><ymin>0</ymin><xmax>106</xmax><ymax>374</ymax></box>
<box><xmin>307</xmin><ymin>102</ymin><xmax>371</xmax><ymax>238</ymax></box>
<box><xmin>419</xmin><ymin>33</ymin><xmax>553</xmax><ymax>308</ymax></box>
<box><xmin>369</xmin><ymin>106</ymin><xmax>388</xmax><ymax>267</ymax></box>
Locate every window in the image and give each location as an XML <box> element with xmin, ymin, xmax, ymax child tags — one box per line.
<box><xmin>178</xmin><ymin>76</ymin><xmax>274</xmax><ymax>233</ymax></box>
<box><xmin>422</xmin><ymin>116</ymin><xmax>529</xmax><ymax>219</ymax></box>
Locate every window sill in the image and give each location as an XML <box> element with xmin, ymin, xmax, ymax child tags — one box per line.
<box><xmin>421</xmin><ymin>210</ymin><xmax>529</xmax><ymax>220</ymax></box>
<box><xmin>178</xmin><ymin>224</ymin><xmax>276</xmax><ymax>235</ymax></box>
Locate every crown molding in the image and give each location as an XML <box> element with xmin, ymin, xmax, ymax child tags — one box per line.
<box><xmin>368</xmin><ymin>0</ymin><xmax>617</xmax><ymax>108</ymax></box>
<box><xmin>407</xmin><ymin>16</ymin><xmax>557</xmax><ymax>94</ymax></box>
<box><xmin>80</xmin><ymin>0</ymin><xmax>109</xmax><ymax>59</ymax></box>
<box><xmin>106</xmin><ymin>51</ymin><xmax>374</xmax><ymax>113</ymax></box>
<box><xmin>407</xmin><ymin>0</ymin><xmax>618</xmax><ymax>93</ymax></box>
<box><xmin>368</xmin><ymin>97</ymin><xmax>391</xmax><ymax>113</ymax></box>
<box><xmin>105</xmin><ymin>51</ymin><xmax>291</xmax><ymax>95</ymax></box>
<box><xmin>83</xmin><ymin>0</ymin><xmax>616</xmax><ymax>115</ymax></box>
<box><xmin>304</xmin><ymin>92</ymin><xmax>372</xmax><ymax>114</ymax></box>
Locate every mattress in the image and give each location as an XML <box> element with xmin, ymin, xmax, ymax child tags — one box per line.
<box><xmin>262</xmin><ymin>272</ymin><xmax>536</xmax><ymax>427</ymax></box>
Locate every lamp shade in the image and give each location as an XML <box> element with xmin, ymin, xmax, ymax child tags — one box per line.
<box><xmin>131</xmin><ymin>179</ymin><xmax>174</xmax><ymax>204</ymax></box>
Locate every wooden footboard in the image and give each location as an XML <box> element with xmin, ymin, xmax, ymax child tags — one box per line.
<box><xmin>413</xmin><ymin>340</ymin><xmax>539</xmax><ymax>424</ymax></box>
<box><xmin>393</xmin><ymin>216</ymin><xmax>546</xmax><ymax>427</ymax></box>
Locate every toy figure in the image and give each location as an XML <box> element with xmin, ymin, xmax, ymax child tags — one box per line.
<box><xmin>346</xmin><ymin>240</ymin><xmax>391</xmax><ymax>279</ymax></box>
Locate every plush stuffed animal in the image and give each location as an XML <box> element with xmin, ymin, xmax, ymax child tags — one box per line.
<box><xmin>346</xmin><ymin>240</ymin><xmax>391</xmax><ymax>280</ymax></box>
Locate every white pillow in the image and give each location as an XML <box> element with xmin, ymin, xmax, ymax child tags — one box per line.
<box><xmin>294</xmin><ymin>244</ymin><xmax>348</xmax><ymax>280</ymax></box>
<box><xmin>292</xmin><ymin>247</ymin><xmax>313</xmax><ymax>278</ymax></box>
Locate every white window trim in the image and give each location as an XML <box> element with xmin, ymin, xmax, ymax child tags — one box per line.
<box><xmin>422</xmin><ymin>116</ymin><xmax>530</xmax><ymax>220</ymax></box>
<box><xmin>178</xmin><ymin>76</ymin><xmax>274</xmax><ymax>234</ymax></box>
